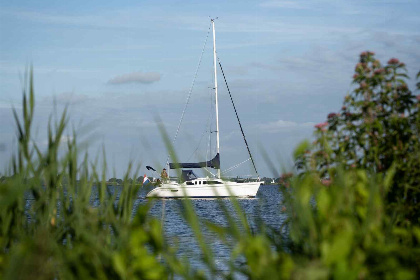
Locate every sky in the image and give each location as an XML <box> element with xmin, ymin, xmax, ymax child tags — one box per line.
<box><xmin>1</xmin><ymin>0</ymin><xmax>419</xmax><ymax>179</ymax></box>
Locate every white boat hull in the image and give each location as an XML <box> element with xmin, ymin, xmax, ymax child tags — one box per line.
<box><xmin>146</xmin><ymin>180</ymin><xmax>261</xmax><ymax>198</ymax></box>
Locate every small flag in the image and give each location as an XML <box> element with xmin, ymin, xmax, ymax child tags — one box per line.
<box><xmin>143</xmin><ymin>174</ymin><xmax>151</xmax><ymax>185</ymax></box>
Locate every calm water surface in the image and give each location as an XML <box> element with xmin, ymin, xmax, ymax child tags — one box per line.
<box><xmin>136</xmin><ymin>185</ymin><xmax>287</xmax><ymax>273</ymax></box>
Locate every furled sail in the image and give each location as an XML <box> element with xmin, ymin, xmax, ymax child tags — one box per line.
<box><xmin>169</xmin><ymin>153</ymin><xmax>220</xmax><ymax>169</ymax></box>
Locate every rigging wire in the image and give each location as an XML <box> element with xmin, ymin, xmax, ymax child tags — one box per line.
<box><xmin>222</xmin><ymin>158</ymin><xmax>251</xmax><ymax>174</ymax></box>
<box><xmin>165</xmin><ymin>22</ymin><xmax>212</xmax><ymax>167</ymax></box>
<box><xmin>203</xmin><ymin>167</ymin><xmax>216</xmax><ymax>177</ymax></box>
<box><xmin>217</xmin><ymin>57</ymin><xmax>260</xmax><ymax>178</ymax></box>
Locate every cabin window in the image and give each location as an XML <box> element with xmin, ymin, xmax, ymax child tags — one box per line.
<box><xmin>186</xmin><ymin>182</ymin><xmax>194</xmax><ymax>185</ymax></box>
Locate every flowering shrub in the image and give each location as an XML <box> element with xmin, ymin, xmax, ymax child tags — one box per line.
<box><xmin>280</xmin><ymin>53</ymin><xmax>420</xmax><ymax>279</ymax></box>
<box><xmin>296</xmin><ymin>52</ymin><xmax>420</xmax><ymax>225</ymax></box>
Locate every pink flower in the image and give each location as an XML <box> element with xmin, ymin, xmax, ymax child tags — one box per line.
<box><xmin>360</xmin><ymin>51</ymin><xmax>368</xmax><ymax>57</ymax></box>
<box><xmin>327</xmin><ymin>112</ymin><xmax>338</xmax><ymax>119</ymax></box>
<box><xmin>368</xmin><ymin>51</ymin><xmax>375</xmax><ymax>56</ymax></box>
<box><xmin>353</xmin><ymin>74</ymin><xmax>359</xmax><ymax>79</ymax></box>
<box><xmin>416</xmin><ymin>95</ymin><xmax>420</xmax><ymax>101</ymax></box>
<box><xmin>399</xmin><ymin>62</ymin><xmax>405</xmax><ymax>67</ymax></box>
<box><xmin>360</xmin><ymin>81</ymin><xmax>367</xmax><ymax>88</ymax></box>
<box><xmin>388</xmin><ymin>58</ymin><xmax>399</xmax><ymax>65</ymax></box>
<box><xmin>374</xmin><ymin>68</ymin><xmax>385</xmax><ymax>75</ymax></box>
<box><xmin>314</xmin><ymin>122</ymin><xmax>328</xmax><ymax>130</ymax></box>
<box><xmin>321</xmin><ymin>179</ymin><xmax>331</xmax><ymax>186</ymax></box>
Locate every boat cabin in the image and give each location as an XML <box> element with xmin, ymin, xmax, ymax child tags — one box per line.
<box><xmin>185</xmin><ymin>179</ymin><xmax>223</xmax><ymax>186</ymax></box>
<box><xmin>180</xmin><ymin>170</ymin><xmax>223</xmax><ymax>186</ymax></box>
<box><xmin>181</xmin><ymin>170</ymin><xmax>197</xmax><ymax>182</ymax></box>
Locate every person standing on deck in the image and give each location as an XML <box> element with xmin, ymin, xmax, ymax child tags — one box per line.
<box><xmin>161</xmin><ymin>168</ymin><xmax>168</xmax><ymax>183</ymax></box>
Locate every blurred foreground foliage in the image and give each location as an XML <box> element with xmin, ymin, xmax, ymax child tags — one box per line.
<box><xmin>1</xmin><ymin>55</ymin><xmax>419</xmax><ymax>279</ymax></box>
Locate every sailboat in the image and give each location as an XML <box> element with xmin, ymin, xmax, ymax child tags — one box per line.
<box><xmin>146</xmin><ymin>19</ymin><xmax>262</xmax><ymax>198</ymax></box>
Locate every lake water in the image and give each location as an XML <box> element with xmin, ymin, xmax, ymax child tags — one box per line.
<box><xmin>137</xmin><ymin>184</ymin><xmax>287</xmax><ymax>274</ymax></box>
<box><xmin>25</xmin><ymin>184</ymin><xmax>286</xmax><ymax>276</ymax></box>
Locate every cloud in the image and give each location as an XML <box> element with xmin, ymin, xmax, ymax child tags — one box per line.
<box><xmin>53</xmin><ymin>92</ymin><xmax>90</xmax><ymax>105</ymax></box>
<box><xmin>260</xmin><ymin>1</ymin><xmax>310</xmax><ymax>9</ymax></box>
<box><xmin>107</xmin><ymin>72</ymin><xmax>161</xmax><ymax>85</ymax></box>
<box><xmin>258</xmin><ymin>120</ymin><xmax>315</xmax><ymax>133</ymax></box>
<box><xmin>0</xmin><ymin>8</ymin><xmax>134</xmax><ymax>29</ymax></box>
<box><xmin>0</xmin><ymin>102</ymin><xmax>20</xmax><ymax>109</ymax></box>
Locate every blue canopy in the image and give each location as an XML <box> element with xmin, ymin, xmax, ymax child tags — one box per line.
<box><xmin>169</xmin><ymin>153</ymin><xmax>220</xmax><ymax>169</ymax></box>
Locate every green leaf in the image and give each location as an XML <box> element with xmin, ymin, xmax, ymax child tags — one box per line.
<box><xmin>293</xmin><ymin>140</ymin><xmax>311</xmax><ymax>161</ymax></box>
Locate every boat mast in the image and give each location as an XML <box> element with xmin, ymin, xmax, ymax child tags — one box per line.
<box><xmin>211</xmin><ymin>18</ymin><xmax>221</xmax><ymax>179</ymax></box>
